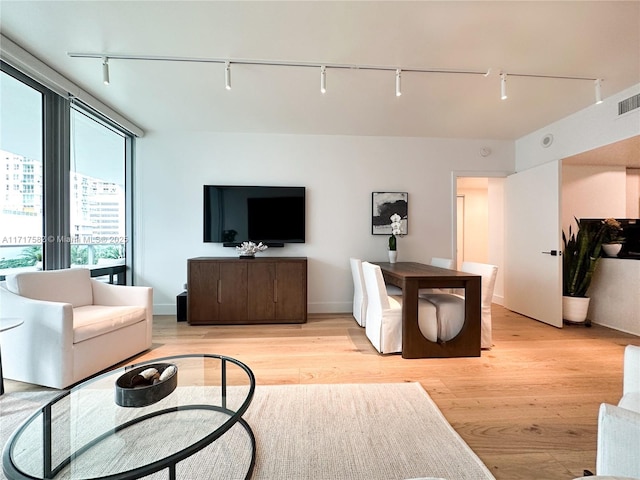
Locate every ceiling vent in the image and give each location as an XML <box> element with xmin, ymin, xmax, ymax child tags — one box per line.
<box><xmin>618</xmin><ymin>93</ymin><xmax>640</xmax><ymax>116</ymax></box>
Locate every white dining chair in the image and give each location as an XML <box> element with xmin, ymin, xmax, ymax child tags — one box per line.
<box><xmin>431</xmin><ymin>257</ymin><xmax>454</xmax><ymax>269</ymax></box>
<box><xmin>418</xmin><ymin>257</ymin><xmax>455</xmax><ymax>295</ymax></box>
<box><xmin>418</xmin><ymin>291</ymin><xmax>466</xmax><ymax>344</ymax></box>
<box><xmin>419</xmin><ymin>261</ymin><xmax>498</xmax><ymax>349</ymax></box>
<box><xmin>461</xmin><ymin>261</ymin><xmax>498</xmax><ymax>349</ymax></box>
<box><xmin>350</xmin><ymin>258</ymin><xmax>367</xmax><ymax>327</ymax></box>
<box><xmin>362</xmin><ymin>262</ymin><xmax>438</xmax><ymax>354</ymax></box>
<box><xmin>352</xmin><ymin>256</ymin><xmax>402</xmax><ymax>301</ymax></box>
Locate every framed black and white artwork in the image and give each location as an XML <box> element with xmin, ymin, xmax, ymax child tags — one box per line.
<box><xmin>371</xmin><ymin>192</ymin><xmax>408</xmax><ymax>235</ymax></box>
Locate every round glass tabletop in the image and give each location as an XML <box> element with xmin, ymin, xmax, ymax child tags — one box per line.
<box><xmin>2</xmin><ymin>354</ymin><xmax>256</xmax><ymax>480</ymax></box>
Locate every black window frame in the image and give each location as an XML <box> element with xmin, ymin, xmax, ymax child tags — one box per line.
<box><xmin>0</xmin><ymin>61</ymin><xmax>134</xmax><ymax>283</ymax></box>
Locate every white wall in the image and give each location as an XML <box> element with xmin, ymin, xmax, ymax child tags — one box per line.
<box><xmin>627</xmin><ymin>169</ymin><xmax>640</xmax><ymax>218</ymax></box>
<box><xmin>518</xmin><ymin>82</ymin><xmax>639</xmax><ymax>252</ymax></box>
<box><xmin>516</xmin><ymin>84</ymin><xmax>640</xmax><ymax>171</ymax></box>
<box><xmin>457</xmin><ymin>186</ymin><xmax>489</xmax><ymax>264</ymax></box>
<box><xmin>488</xmin><ymin>177</ymin><xmax>505</xmax><ymax>305</ymax></box>
<box><xmin>134</xmin><ymin>133</ymin><xmax>513</xmax><ymax>313</ymax></box>
<box><xmin>561</xmin><ymin>165</ymin><xmax>627</xmax><ymax>234</ymax></box>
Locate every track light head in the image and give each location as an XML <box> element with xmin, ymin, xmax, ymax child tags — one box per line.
<box><xmin>595</xmin><ymin>78</ymin><xmax>603</xmax><ymax>104</ymax></box>
<box><xmin>320</xmin><ymin>65</ymin><xmax>326</xmax><ymax>94</ymax></box>
<box><xmin>225</xmin><ymin>62</ymin><xmax>231</xmax><ymax>90</ymax></box>
<box><xmin>395</xmin><ymin>69</ymin><xmax>402</xmax><ymax>97</ymax></box>
<box><xmin>500</xmin><ymin>72</ymin><xmax>507</xmax><ymax>100</ymax></box>
<box><xmin>102</xmin><ymin>57</ymin><xmax>110</xmax><ymax>86</ymax></box>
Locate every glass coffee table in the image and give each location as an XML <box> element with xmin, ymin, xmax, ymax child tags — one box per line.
<box><xmin>2</xmin><ymin>354</ymin><xmax>256</xmax><ymax>479</ymax></box>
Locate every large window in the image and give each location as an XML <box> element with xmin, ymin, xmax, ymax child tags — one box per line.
<box><xmin>70</xmin><ymin>108</ymin><xmax>126</xmax><ymax>269</ymax></box>
<box><xmin>0</xmin><ymin>62</ymin><xmax>133</xmax><ymax>281</ymax></box>
<box><xmin>0</xmin><ymin>68</ymin><xmax>44</xmax><ymax>273</ymax></box>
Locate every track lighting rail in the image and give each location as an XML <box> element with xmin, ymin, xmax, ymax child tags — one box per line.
<box><xmin>68</xmin><ymin>52</ymin><xmax>604</xmax><ymax>103</ymax></box>
<box><xmin>68</xmin><ymin>52</ymin><xmax>490</xmax><ymax>75</ymax></box>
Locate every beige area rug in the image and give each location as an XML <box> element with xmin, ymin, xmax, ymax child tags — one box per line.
<box><xmin>0</xmin><ymin>383</ymin><xmax>495</xmax><ymax>480</ymax></box>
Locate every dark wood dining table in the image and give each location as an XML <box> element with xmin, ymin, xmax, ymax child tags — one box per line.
<box><xmin>374</xmin><ymin>262</ymin><xmax>482</xmax><ymax>359</ymax></box>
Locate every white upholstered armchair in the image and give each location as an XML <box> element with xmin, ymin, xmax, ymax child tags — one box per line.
<box><xmin>595</xmin><ymin>345</ymin><xmax>640</xmax><ymax>477</ymax></box>
<box><xmin>0</xmin><ymin>268</ymin><xmax>153</xmax><ymax>389</ymax></box>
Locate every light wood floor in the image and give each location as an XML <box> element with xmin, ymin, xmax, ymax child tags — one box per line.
<box><xmin>6</xmin><ymin>305</ymin><xmax>639</xmax><ymax>479</ymax></box>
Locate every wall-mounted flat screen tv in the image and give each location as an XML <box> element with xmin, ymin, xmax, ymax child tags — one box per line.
<box><xmin>204</xmin><ymin>185</ymin><xmax>306</xmax><ymax>246</ymax></box>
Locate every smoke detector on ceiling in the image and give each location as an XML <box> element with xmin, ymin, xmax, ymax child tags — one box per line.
<box><xmin>480</xmin><ymin>147</ymin><xmax>492</xmax><ymax>157</ymax></box>
<box><xmin>541</xmin><ymin>134</ymin><xmax>554</xmax><ymax>148</ymax></box>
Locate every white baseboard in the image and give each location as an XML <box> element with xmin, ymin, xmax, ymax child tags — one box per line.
<box><xmin>307</xmin><ymin>301</ymin><xmax>352</xmax><ymax>314</ymax></box>
<box><xmin>154</xmin><ymin>304</ymin><xmax>176</xmax><ymax>316</ymax></box>
<box><xmin>153</xmin><ymin>302</ymin><xmax>352</xmax><ymax>316</ymax></box>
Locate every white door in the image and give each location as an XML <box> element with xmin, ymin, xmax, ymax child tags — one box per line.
<box><xmin>504</xmin><ymin>161</ymin><xmax>563</xmax><ymax>327</ymax></box>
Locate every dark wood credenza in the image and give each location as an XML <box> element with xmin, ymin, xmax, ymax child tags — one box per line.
<box><xmin>187</xmin><ymin>257</ymin><xmax>307</xmax><ymax>325</ymax></box>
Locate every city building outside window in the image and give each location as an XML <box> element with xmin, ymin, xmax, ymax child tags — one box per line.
<box><xmin>0</xmin><ymin>69</ymin><xmax>44</xmax><ymax>274</ymax></box>
<box><xmin>69</xmin><ymin>108</ymin><xmax>126</xmax><ymax>270</ymax></box>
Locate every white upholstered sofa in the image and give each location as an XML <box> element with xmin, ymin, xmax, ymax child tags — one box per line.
<box><xmin>0</xmin><ymin>268</ymin><xmax>153</xmax><ymax>389</ymax></box>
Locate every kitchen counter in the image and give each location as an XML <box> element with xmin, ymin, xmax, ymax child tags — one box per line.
<box><xmin>588</xmin><ymin>258</ymin><xmax>640</xmax><ymax>336</ymax></box>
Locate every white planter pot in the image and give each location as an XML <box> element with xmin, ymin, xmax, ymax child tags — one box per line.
<box><xmin>388</xmin><ymin>250</ymin><xmax>397</xmax><ymax>263</ymax></box>
<box><xmin>563</xmin><ymin>296</ymin><xmax>591</xmax><ymax>323</ymax></box>
<box><xmin>602</xmin><ymin>243</ymin><xmax>622</xmax><ymax>257</ymax></box>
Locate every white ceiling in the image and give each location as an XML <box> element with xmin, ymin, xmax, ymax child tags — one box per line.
<box><xmin>1</xmin><ymin>1</ymin><xmax>639</xmax><ymax>139</ymax></box>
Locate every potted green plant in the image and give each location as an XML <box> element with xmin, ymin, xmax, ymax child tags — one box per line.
<box><xmin>562</xmin><ymin>218</ymin><xmax>605</xmax><ymax>323</ymax></box>
<box><xmin>601</xmin><ymin>218</ymin><xmax>624</xmax><ymax>257</ymax></box>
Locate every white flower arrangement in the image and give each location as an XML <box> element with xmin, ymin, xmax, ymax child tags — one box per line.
<box><xmin>390</xmin><ymin>214</ymin><xmax>402</xmax><ymax>236</ymax></box>
<box><xmin>236</xmin><ymin>241</ymin><xmax>268</xmax><ymax>257</ymax></box>
<box><xmin>388</xmin><ymin>213</ymin><xmax>403</xmax><ymax>251</ymax></box>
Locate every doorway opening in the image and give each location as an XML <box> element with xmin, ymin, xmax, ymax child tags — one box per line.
<box><xmin>454</xmin><ymin>175</ymin><xmax>505</xmax><ymax>305</ymax></box>
<box><xmin>456</xmin><ymin>177</ymin><xmax>490</xmax><ymax>269</ymax></box>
